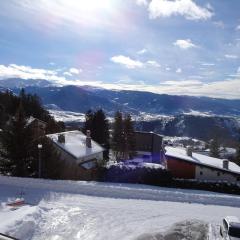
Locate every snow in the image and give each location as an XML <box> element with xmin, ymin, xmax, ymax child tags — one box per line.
<box><xmin>47</xmin><ymin>130</ymin><xmax>104</xmax><ymax>159</ymax></box>
<box><xmin>165</xmin><ymin>146</ymin><xmax>240</xmax><ymax>174</ymax></box>
<box><xmin>107</xmin><ymin>159</ymin><xmax>165</xmax><ymax>170</ymax></box>
<box><xmin>183</xmin><ymin>110</ymin><xmax>214</xmax><ymax>117</ymax></box>
<box><xmin>49</xmin><ymin>110</ymin><xmax>86</xmax><ymax>123</ymax></box>
<box><xmin>26</xmin><ymin>116</ymin><xmax>36</xmax><ymax>126</ymax></box>
<box><xmin>1</xmin><ymin>176</ymin><xmax>240</xmax><ymax>239</ymax></box>
<box><xmin>225</xmin><ymin>216</ymin><xmax>240</xmax><ymax>223</ymax></box>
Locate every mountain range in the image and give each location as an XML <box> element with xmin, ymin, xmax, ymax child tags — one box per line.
<box><xmin>1</xmin><ymin>78</ymin><xmax>240</xmax><ymax>144</ymax></box>
<box><xmin>1</xmin><ymin>78</ymin><xmax>240</xmax><ymax>117</ymax></box>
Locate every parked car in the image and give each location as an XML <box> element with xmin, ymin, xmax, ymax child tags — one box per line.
<box><xmin>220</xmin><ymin>216</ymin><xmax>240</xmax><ymax>239</ymax></box>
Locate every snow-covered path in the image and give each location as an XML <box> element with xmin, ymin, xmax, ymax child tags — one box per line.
<box><xmin>1</xmin><ymin>176</ymin><xmax>240</xmax><ymax>239</ymax></box>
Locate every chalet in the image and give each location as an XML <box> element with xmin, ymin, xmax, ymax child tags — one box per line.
<box><xmin>47</xmin><ymin>130</ymin><xmax>104</xmax><ymax>179</ymax></box>
<box><xmin>133</xmin><ymin>131</ymin><xmax>163</xmax><ymax>163</ymax></box>
<box><xmin>165</xmin><ymin>146</ymin><xmax>240</xmax><ymax>183</ymax></box>
<box><xmin>26</xmin><ymin>116</ymin><xmax>47</xmax><ymax>139</ymax></box>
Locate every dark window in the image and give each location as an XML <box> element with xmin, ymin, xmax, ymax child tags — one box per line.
<box><xmin>229</xmin><ymin>224</ymin><xmax>240</xmax><ymax>237</ymax></box>
<box><xmin>217</xmin><ymin>172</ymin><xmax>220</xmax><ymax>176</ymax></box>
<box><xmin>200</xmin><ymin>171</ymin><xmax>203</xmax><ymax>175</ymax></box>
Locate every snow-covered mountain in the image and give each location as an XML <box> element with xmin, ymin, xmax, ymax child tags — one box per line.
<box><xmin>5</xmin><ymin>82</ymin><xmax>240</xmax><ymax>117</ymax></box>
<box><xmin>1</xmin><ymin>79</ymin><xmax>240</xmax><ymax>142</ymax></box>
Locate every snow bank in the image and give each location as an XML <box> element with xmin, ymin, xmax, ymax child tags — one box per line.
<box><xmin>1</xmin><ymin>176</ymin><xmax>240</xmax><ymax>239</ymax></box>
<box><xmin>1</xmin><ymin>175</ymin><xmax>240</xmax><ymax>208</ymax></box>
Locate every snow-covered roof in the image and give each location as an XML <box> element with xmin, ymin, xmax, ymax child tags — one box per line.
<box><xmin>165</xmin><ymin>146</ymin><xmax>240</xmax><ymax>175</ymax></box>
<box><xmin>47</xmin><ymin>130</ymin><xmax>104</xmax><ymax>160</ymax></box>
<box><xmin>26</xmin><ymin>116</ymin><xmax>46</xmax><ymax>126</ymax></box>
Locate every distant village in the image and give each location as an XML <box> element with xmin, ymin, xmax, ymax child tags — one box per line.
<box><xmin>0</xmin><ymin>90</ymin><xmax>240</xmax><ymax>191</ymax></box>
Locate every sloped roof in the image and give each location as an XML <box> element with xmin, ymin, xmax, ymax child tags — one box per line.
<box><xmin>47</xmin><ymin>130</ymin><xmax>104</xmax><ymax>159</ymax></box>
<box><xmin>26</xmin><ymin>116</ymin><xmax>46</xmax><ymax>126</ymax></box>
<box><xmin>165</xmin><ymin>146</ymin><xmax>240</xmax><ymax>175</ymax></box>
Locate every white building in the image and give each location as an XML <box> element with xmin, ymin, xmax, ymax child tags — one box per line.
<box><xmin>165</xmin><ymin>146</ymin><xmax>240</xmax><ymax>183</ymax></box>
<box><xmin>47</xmin><ymin>130</ymin><xmax>104</xmax><ymax>179</ymax></box>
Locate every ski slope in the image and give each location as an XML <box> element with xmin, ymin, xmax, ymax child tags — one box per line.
<box><xmin>1</xmin><ymin>176</ymin><xmax>240</xmax><ymax>240</ymax></box>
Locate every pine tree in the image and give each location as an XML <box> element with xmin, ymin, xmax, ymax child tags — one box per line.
<box><xmin>235</xmin><ymin>144</ymin><xmax>240</xmax><ymax>166</ymax></box>
<box><xmin>112</xmin><ymin>111</ymin><xmax>125</xmax><ymax>160</ymax></box>
<box><xmin>83</xmin><ymin>109</ymin><xmax>110</xmax><ymax>160</ymax></box>
<box><xmin>0</xmin><ymin>104</ymin><xmax>7</xmax><ymax>128</ymax></box>
<box><xmin>83</xmin><ymin>110</ymin><xmax>94</xmax><ymax>134</ymax></box>
<box><xmin>92</xmin><ymin>110</ymin><xmax>110</xmax><ymax>159</ymax></box>
<box><xmin>0</xmin><ymin>102</ymin><xmax>33</xmax><ymax>176</ymax></box>
<box><xmin>123</xmin><ymin>114</ymin><xmax>136</xmax><ymax>159</ymax></box>
<box><xmin>209</xmin><ymin>138</ymin><xmax>220</xmax><ymax>158</ymax></box>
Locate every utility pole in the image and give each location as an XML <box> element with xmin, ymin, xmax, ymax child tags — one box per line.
<box><xmin>38</xmin><ymin>144</ymin><xmax>42</xmax><ymax>178</ymax></box>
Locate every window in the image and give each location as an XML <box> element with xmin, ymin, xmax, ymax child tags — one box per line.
<box><xmin>217</xmin><ymin>172</ymin><xmax>220</xmax><ymax>177</ymax></box>
<box><xmin>200</xmin><ymin>171</ymin><xmax>203</xmax><ymax>175</ymax></box>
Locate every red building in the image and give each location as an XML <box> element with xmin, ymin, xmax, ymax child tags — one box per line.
<box><xmin>165</xmin><ymin>146</ymin><xmax>240</xmax><ymax>183</ymax></box>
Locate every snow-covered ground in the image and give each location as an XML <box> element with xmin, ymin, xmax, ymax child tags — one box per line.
<box><xmin>1</xmin><ymin>176</ymin><xmax>240</xmax><ymax>240</ymax></box>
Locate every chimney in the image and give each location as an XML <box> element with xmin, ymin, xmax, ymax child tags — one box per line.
<box><xmin>223</xmin><ymin>159</ymin><xmax>229</xmax><ymax>170</ymax></box>
<box><xmin>86</xmin><ymin>130</ymin><xmax>92</xmax><ymax>148</ymax></box>
<box><xmin>58</xmin><ymin>134</ymin><xmax>65</xmax><ymax>144</ymax></box>
<box><xmin>186</xmin><ymin>146</ymin><xmax>193</xmax><ymax>157</ymax></box>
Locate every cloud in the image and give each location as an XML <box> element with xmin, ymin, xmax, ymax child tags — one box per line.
<box><xmin>1</xmin><ymin>64</ymin><xmax>239</xmax><ymax>99</ymax></box>
<box><xmin>63</xmin><ymin>67</ymin><xmax>82</xmax><ymax>76</ymax></box>
<box><xmin>69</xmin><ymin>68</ymin><xmax>82</xmax><ymax>74</ymax></box>
<box><xmin>136</xmin><ymin>0</ymin><xmax>148</xmax><ymax>6</ymax></box>
<box><xmin>224</xmin><ymin>54</ymin><xmax>239</xmax><ymax>59</ymax></box>
<box><xmin>213</xmin><ymin>21</ymin><xmax>225</xmax><ymax>29</ymax></box>
<box><xmin>165</xmin><ymin>67</ymin><xmax>171</xmax><ymax>71</ymax></box>
<box><xmin>148</xmin><ymin>0</ymin><xmax>213</xmax><ymax>21</ymax></box>
<box><xmin>111</xmin><ymin>55</ymin><xmax>161</xmax><ymax>69</ymax></box>
<box><xmin>0</xmin><ymin>64</ymin><xmax>59</xmax><ymax>80</ymax></box>
<box><xmin>137</xmin><ymin>48</ymin><xmax>147</xmax><ymax>54</ymax></box>
<box><xmin>63</xmin><ymin>72</ymin><xmax>73</xmax><ymax>77</ymax></box>
<box><xmin>236</xmin><ymin>25</ymin><xmax>240</xmax><ymax>31</ymax></box>
<box><xmin>201</xmin><ymin>63</ymin><xmax>215</xmax><ymax>66</ymax></box>
<box><xmin>111</xmin><ymin>55</ymin><xmax>144</xmax><ymax>69</ymax></box>
<box><xmin>146</xmin><ymin>60</ymin><xmax>161</xmax><ymax>67</ymax></box>
<box><xmin>162</xmin><ymin>80</ymin><xmax>201</xmax><ymax>86</ymax></box>
<box><xmin>176</xmin><ymin>68</ymin><xmax>182</xmax><ymax>73</ymax></box>
<box><xmin>173</xmin><ymin>39</ymin><xmax>197</xmax><ymax>49</ymax></box>
<box><xmin>0</xmin><ymin>64</ymin><xmax>79</xmax><ymax>86</ymax></box>
<box><xmin>81</xmin><ymin>78</ymin><xmax>240</xmax><ymax>99</ymax></box>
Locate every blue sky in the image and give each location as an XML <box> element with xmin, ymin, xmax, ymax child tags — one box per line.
<box><xmin>0</xmin><ymin>0</ymin><xmax>239</xmax><ymax>98</ymax></box>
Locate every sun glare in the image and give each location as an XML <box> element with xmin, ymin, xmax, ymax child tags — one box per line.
<box><xmin>62</xmin><ymin>0</ymin><xmax>113</xmax><ymax>13</ymax></box>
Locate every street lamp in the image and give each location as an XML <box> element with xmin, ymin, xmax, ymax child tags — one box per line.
<box><xmin>38</xmin><ymin>144</ymin><xmax>42</xmax><ymax>178</ymax></box>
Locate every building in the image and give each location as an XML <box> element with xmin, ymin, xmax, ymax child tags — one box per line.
<box><xmin>165</xmin><ymin>146</ymin><xmax>240</xmax><ymax>183</ymax></box>
<box><xmin>133</xmin><ymin>131</ymin><xmax>163</xmax><ymax>163</ymax></box>
<box><xmin>47</xmin><ymin>130</ymin><xmax>104</xmax><ymax>179</ymax></box>
<box><xmin>26</xmin><ymin>116</ymin><xmax>47</xmax><ymax>139</ymax></box>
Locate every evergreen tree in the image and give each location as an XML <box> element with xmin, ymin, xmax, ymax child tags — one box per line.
<box><xmin>92</xmin><ymin>110</ymin><xmax>110</xmax><ymax>159</ymax></box>
<box><xmin>235</xmin><ymin>144</ymin><xmax>240</xmax><ymax>166</ymax></box>
<box><xmin>112</xmin><ymin>111</ymin><xmax>125</xmax><ymax>160</ymax></box>
<box><xmin>83</xmin><ymin>110</ymin><xmax>94</xmax><ymax>134</ymax></box>
<box><xmin>83</xmin><ymin>109</ymin><xmax>110</xmax><ymax>160</ymax></box>
<box><xmin>0</xmin><ymin>104</ymin><xmax>7</xmax><ymax>128</ymax></box>
<box><xmin>123</xmin><ymin>114</ymin><xmax>136</xmax><ymax>159</ymax></box>
<box><xmin>209</xmin><ymin>138</ymin><xmax>220</xmax><ymax>158</ymax></box>
<box><xmin>0</xmin><ymin>102</ymin><xmax>33</xmax><ymax>176</ymax></box>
